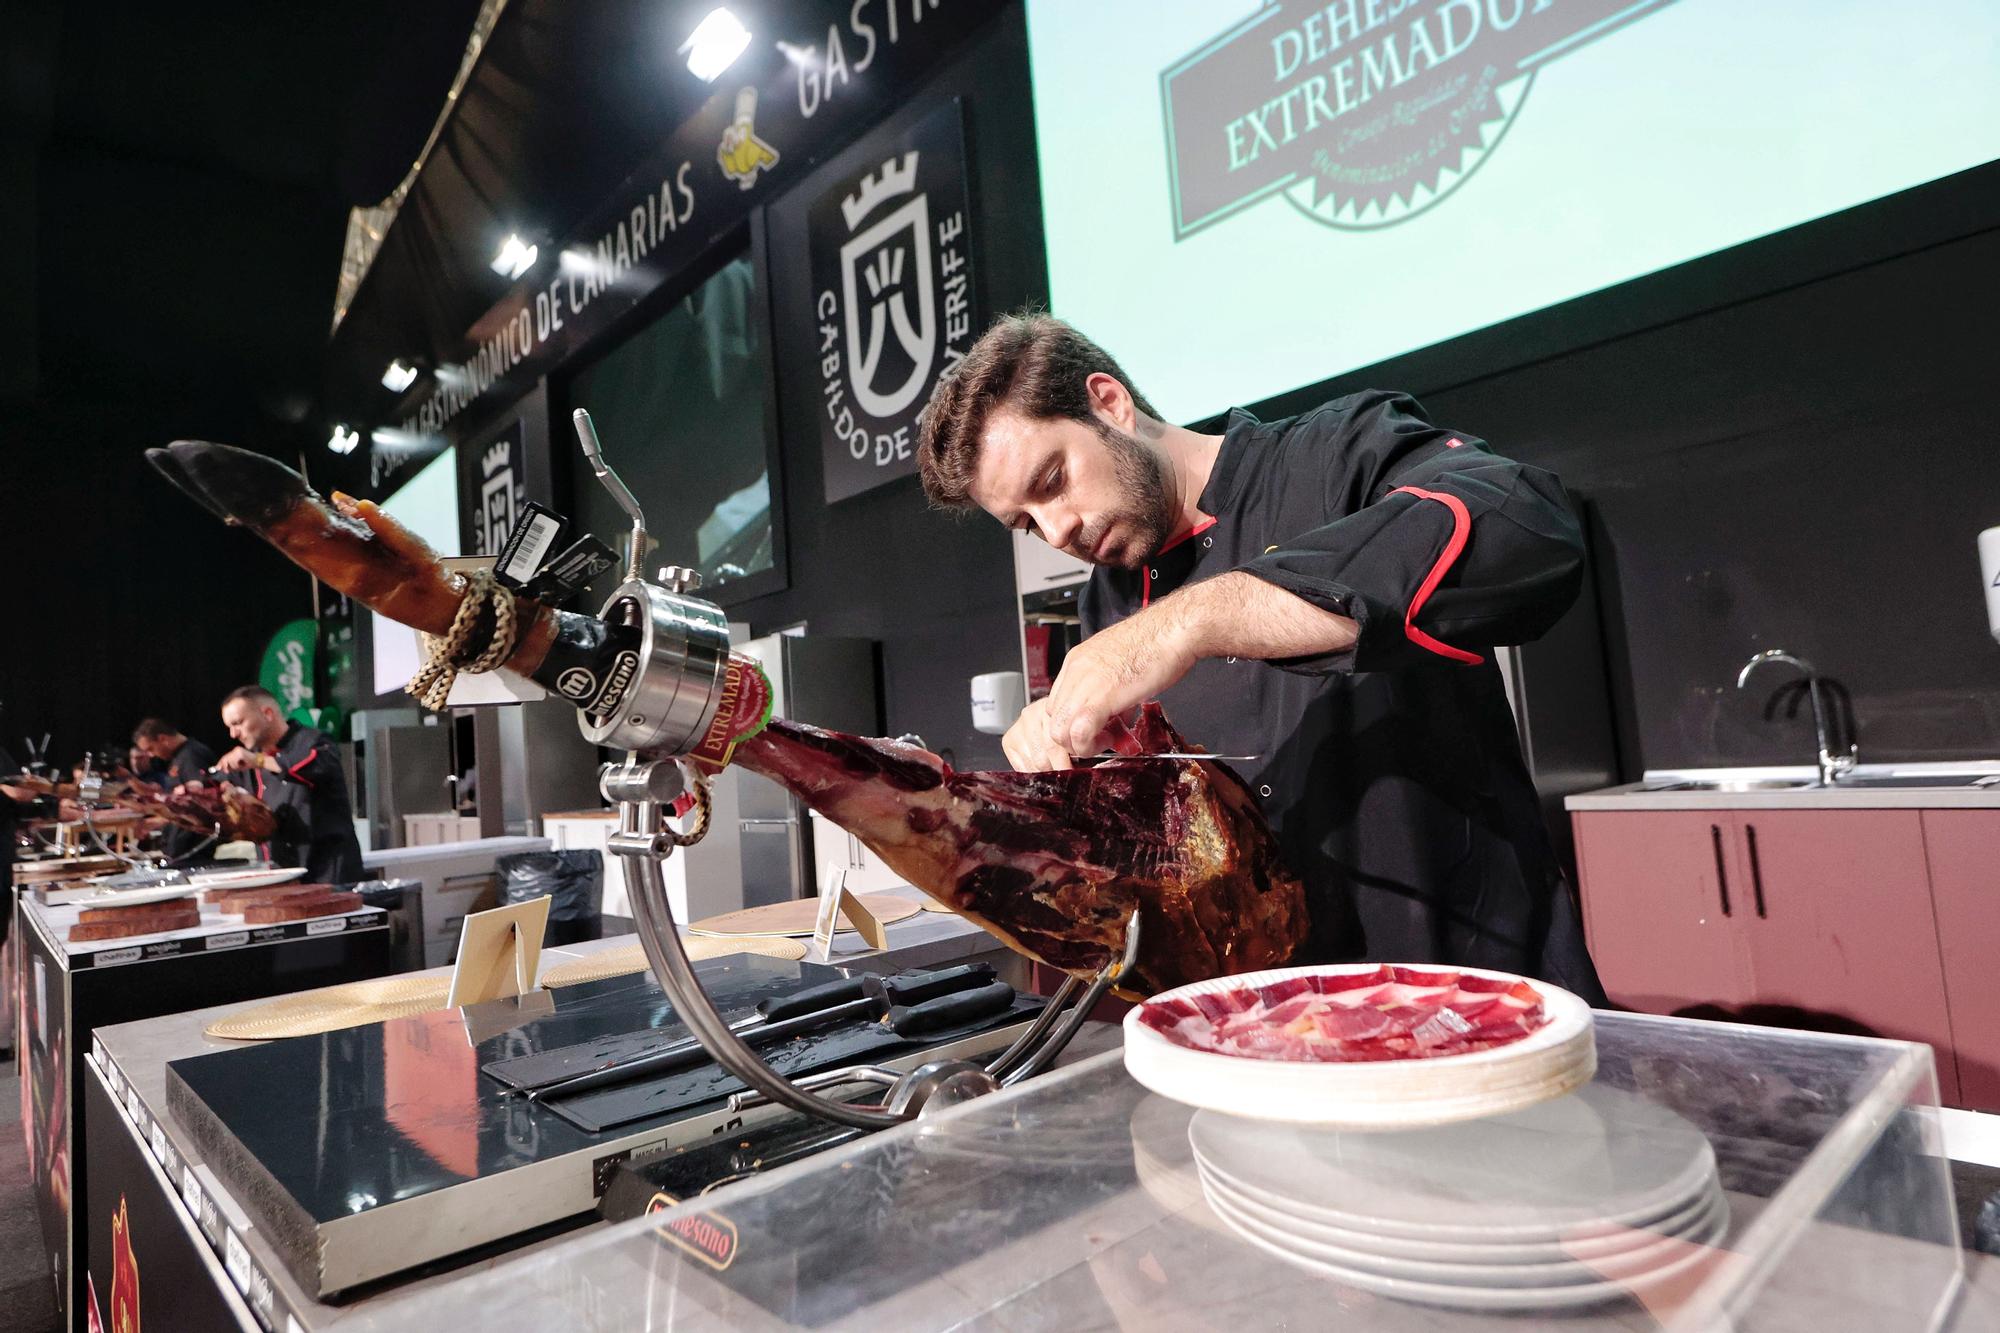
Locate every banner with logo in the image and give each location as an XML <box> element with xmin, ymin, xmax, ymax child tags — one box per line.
<box><xmin>258</xmin><ymin>619</ymin><xmax>318</xmax><ymax>726</ymax></box>
<box><xmin>462</xmin><ymin>419</ymin><xmax>528</xmax><ymax>558</ymax></box>
<box><xmin>807</xmin><ymin>98</ymin><xmax>977</xmax><ymax>504</ymax></box>
<box><xmin>1160</xmin><ymin>0</ymin><xmax>1679</xmax><ymax>238</ymax></box>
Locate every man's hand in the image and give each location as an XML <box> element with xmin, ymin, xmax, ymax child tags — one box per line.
<box><xmin>1002</xmin><ymin>698</ymin><xmax>1078</xmax><ymax>772</ymax></box>
<box><xmin>215</xmin><ymin>747</ymin><xmax>276</xmax><ymax>774</ymax></box>
<box><xmin>1043</xmin><ymin>610</ymin><xmax>1201</xmax><ymax>760</ymax></box>
<box><xmin>1002</xmin><ymin>572</ymin><xmax>1363</xmax><ymax>772</ymax></box>
<box><xmin>1004</xmin><ymin>612</ymin><xmax>1201</xmax><ymax>771</ymax></box>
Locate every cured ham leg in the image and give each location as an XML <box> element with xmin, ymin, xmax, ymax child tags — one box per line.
<box><xmin>731</xmin><ymin>706</ymin><xmax>1307</xmax><ymax>994</ymax></box>
<box><xmin>147</xmin><ymin>440</ymin><xmax>1313</xmax><ymax>993</ymax></box>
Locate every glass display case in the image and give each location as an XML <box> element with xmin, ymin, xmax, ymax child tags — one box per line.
<box><xmin>345</xmin><ymin>1012</ymin><xmax>1962</xmax><ymax>1330</ymax></box>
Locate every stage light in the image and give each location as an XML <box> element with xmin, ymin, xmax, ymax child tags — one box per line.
<box><xmin>681</xmin><ymin>8</ymin><xmax>751</xmax><ymax>82</ymax></box>
<box><xmin>328</xmin><ymin>425</ymin><xmax>361</xmax><ymax>455</ymax></box>
<box><xmin>491</xmin><ymin>234</ymin><xmax>538</xmax><ymax>279</ymax></box>
<box><xmin>381</xmin><ymin>360</ymin><xmax>418</xmax><ymax>393</ymax></box>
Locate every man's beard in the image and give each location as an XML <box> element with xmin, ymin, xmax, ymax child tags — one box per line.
<box><xmin>1074</xmin><ymin>423</ymin><xmax>1176</xmax><ymax>570</ymax></box>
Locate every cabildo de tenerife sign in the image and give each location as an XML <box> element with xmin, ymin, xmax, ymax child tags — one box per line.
<box><xmin>1162</xmin><ymin>0</ymin><xmax>1679</xmax><ymax>235</ymax></box>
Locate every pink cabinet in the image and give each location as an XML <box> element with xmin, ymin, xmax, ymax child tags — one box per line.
<box><xmin>1731</xmin><ymin>811</ymin><xmax>1954</xmax><ymax>1100</ymax></box>
<box><xmin>1575</xmin><ymin>808</ymin><xmax>1960</xmax><ymax>1104</ymax></box>
<box><xmin>1924</xmin><ymin>811</ymin><xmax>2000</xmax><ymax>1110</ymax></box>
<box><xmin>1575</xmin><ymin>812</ymin><xmax>1751</xmax><ymax>1014</ymax></box>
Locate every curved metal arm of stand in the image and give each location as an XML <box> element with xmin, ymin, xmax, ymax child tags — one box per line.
<box><xmin>80</xmin><ymin>804</ymin><xmax>158</xmax><ymax>869</ymax></box>
<box><xmin>984</xmin><ymin>974</ymin><xmax>1082</xmax><ymax>1081</ymax></box>
<box><xmin>1000</xmin><ymin>912</ymin><xmax>1141</xmax><ymax>1088</ymax></box>
<box><xmin>162</xmin><ymin>828</ymin><xmax>222</xmax><ymax>867</ymax></box>
<box><xmin>617</xmin><ymin>799</ymin><xmax>909</xmax><ymax>1133</ymax></box>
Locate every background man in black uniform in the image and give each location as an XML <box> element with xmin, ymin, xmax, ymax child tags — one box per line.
<box><xmin>133</xmin><ymin>717</ymin><xmax>217</xmax><ymax>861</ymax></box>
<box><xmin>917</xmin><ymin>314</ymin><xmax>1603</xmax><ymax>1000</ymax></box>
<box><xmin>215</xmin><ymin>686</ymin><xmax>363</xmax><ymax>882</ymax></box>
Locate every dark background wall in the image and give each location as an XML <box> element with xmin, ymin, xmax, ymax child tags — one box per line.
<box><xmin>1429</xmin><ymin>226</ymin><xmax>2000</xmax><ymax>771</ymax></box>
<box><xmin>1239</xmin><ymin>165</ymin><xmax>2000</xmax><ymax>776</ymax></box>
<box><xmin>0</xmin><ymin>0</ymin><xmax>479</xmax><ymax>766</ymax></box>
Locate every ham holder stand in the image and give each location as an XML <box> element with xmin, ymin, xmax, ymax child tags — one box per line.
<box><xmin>563</xmin><ymin>408</ymin><xmax>1134</xmax><ymax>1132</ymax></box>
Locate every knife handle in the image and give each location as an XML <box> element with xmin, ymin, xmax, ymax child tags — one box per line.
<box><xmin>756</xmin><ymin>976</ymin><xmax>868</xmax><ymax>1023</ymax></box>
<box><xmin>885</xmin><ymin>981</ymin><xmax>1016</xmax><ymax>1037</ymax></box>
<box><xmin>868</xmin><ymin>962</ymin><xmax>996</xmax><ymax>1008</ymax></box>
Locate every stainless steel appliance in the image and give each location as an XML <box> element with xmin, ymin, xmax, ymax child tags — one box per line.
<box><xmin>363</xmin><ymin>723</ymin><xmax>452</xmax><ymax>850</ymax></box>
<box><xmin>688</xmin><ymin>633</ymin><xmax>880</xmax><ymax>911</ymax></box>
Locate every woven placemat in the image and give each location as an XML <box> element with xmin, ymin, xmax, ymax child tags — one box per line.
<box><xmin>686</xmin><ymin>893</ymin><xmax>920</xmax><ymax>938</ymax></box>
<box><xmin>205</xmin><ymin>974</ymin><xmax>455</xmax><ymax>1041</ymax></box>
<box><xmin>540</xmin><ymin>934</ymin><xmax>809</xmax><ymax>988</ymax></box>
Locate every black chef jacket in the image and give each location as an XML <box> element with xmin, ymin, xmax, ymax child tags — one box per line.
<box><xmin>1080</xmin><ymin>392</ymin><xmax>1604</xmax><ymax>1001</ymax></box>
<box><xmin>230</xmin><ymin>722</ymin><xmax>363</xmax><ymax>883</ymax></box>
<box><xmin>158</xmin><ymin>737</ymin><xmax>218</xmax><ymax>862</ymax></box>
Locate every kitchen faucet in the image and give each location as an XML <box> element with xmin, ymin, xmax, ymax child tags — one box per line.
<box><xmin>1736</xmin><ymin>650</ymin><xmax>1858</xmax><ymax>786</ymax></box>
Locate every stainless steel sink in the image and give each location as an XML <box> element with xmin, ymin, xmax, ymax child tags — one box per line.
<box><xmin>1642</xmin><ymin>773</ymin><xmax>2000</xmax><ymax>793</ymax></box>
<box><xmin>1824</xmin><ymin>774</ymin><xmax>2000</xmax><ymax>790</ymax></box>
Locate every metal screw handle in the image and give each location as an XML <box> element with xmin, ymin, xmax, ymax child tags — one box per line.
<box><xmin>658</xmin><ymin>565</ymin><xmax>703</xmax><ymax>594</ymax></box>
<box><xmin>572</xmin><ymin>408</ymin><xmax>648</xmax><ymax>582</ymax></box>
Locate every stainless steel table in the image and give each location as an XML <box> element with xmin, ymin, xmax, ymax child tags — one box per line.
<box><xmin>82</xmin><ymin>909</ymin><xmax>1058</xmax><ymax>1331</ymax></box>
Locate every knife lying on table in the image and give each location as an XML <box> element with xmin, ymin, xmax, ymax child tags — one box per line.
<box><xmin>506</xmin><ymin>962</ymin><xmax>1001</xmax><ymax>1103</ymax></box>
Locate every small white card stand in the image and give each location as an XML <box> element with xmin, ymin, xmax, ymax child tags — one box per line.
<box><xmin>808</xmin><ymin>868</ymin><xmax>889</xmax><ymax>964</ymax></box>
<box><xmin>446</xmin><ymin>896</ymin><xmax>552</xmax><ymax>1009</ymax></box>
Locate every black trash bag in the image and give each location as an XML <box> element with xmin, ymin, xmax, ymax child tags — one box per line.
<box><xmin>498</xmin><ymin>849</ymin><xmax>604</xmax><ymax>946</ymax></box>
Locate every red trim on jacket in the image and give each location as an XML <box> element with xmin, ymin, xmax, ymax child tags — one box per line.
<box><xmin>253</xmin><ymin>766</ymin><xmax>270</xmax><ymax>859</ymax></box>
<box><xmin>286</xmin><ymin>747</ymin><xmax>319</xmax><ymax>790</ymax></box>
<box><xmin>1141</xmin><ymin>517</ymin><xmax>1219</xmax><ymax>609</ymax></box>
<box><xmin>1388</xmin><ymin>486</ymin><xmax>1483</xmax><ymax>665</ymax></box>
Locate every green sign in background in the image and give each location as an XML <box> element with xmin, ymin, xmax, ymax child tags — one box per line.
<box><xmin>259</xmin><ymin>618</ymin><xmax>318</xmax><ymax>727</ymax></box>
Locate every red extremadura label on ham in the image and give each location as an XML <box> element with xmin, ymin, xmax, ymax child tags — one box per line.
<box><xmin>1138</xmin><ymin>965</ymin><xmax>1548</xmax><ymax>1062</ymax></box>
<box><xmin>687</xmin><ymin>653</ymin><xmax>774</xmax><ymax>770</ymax></box>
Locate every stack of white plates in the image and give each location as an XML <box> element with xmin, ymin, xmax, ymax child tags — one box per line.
<box><xmin>1190</xmin><ymin>1084</ymin><xmax>1728</xmax><ymax>1312</ymax></box>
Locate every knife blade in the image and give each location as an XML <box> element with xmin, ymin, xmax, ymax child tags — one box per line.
<box><xmin>1078</xmin><ymin>752</ymin><xmax>1261</xmax><ymax>763</ymax></box>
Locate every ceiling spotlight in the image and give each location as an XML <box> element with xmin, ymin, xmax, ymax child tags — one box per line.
<box><xmin>491</xmin><ymin>234</ymin><xmax>538</xmax><ymax>279</ymax></box>
<box><xmin>681</xmin><ymin>8</ymin><xmax>751</xmax><ymax>82</ymax></box>
<box><xmin>328</xmin><ymin>425</ymin><xmax>362</xmax><ymax>455</ymax></box>
<box><xmin>381</xmin><ymin>360</ymin><xmax>418</xmax><ymax>393</ymax></box>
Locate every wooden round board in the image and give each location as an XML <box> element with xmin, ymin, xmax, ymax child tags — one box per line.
<box><xmin>685</xmin><ymin>893</ymin><xmax>919</xmax><ymax>939</ymax></box>
<box><xmin>540</xmin><ymin>934</ymin><xmax>808</xmax><ymax>987</ymax></box>
<box><xmin>205</xmin><ymin>975</ymin><xmax>455</xmax><ymax>1041</ymax></box>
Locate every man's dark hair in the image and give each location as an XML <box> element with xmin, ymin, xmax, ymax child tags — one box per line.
<box><xmin>916</xmin><ymin>313</ymin><xmax>1159</xmax><ymax>509</ymax></box>
<box><xmin>222</xmin><ymin>685</ymin><xmax>280</xmax><ymax>712</ymax></box>
<box><xmin>131</xmin><ymin>718</ymin><xmax>180</xmax><ymax>742</ymax></box>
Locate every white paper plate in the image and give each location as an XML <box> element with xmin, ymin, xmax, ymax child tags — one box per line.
<box><xmin>1124</xmin><ymin>963</ymin><xmax>1596</xmax><ymax>1128</ymax></box>
<box><xmin>1188</xmin><ymin>1083</ymin><xmax>1720</xmax><ymax>1241</ymax></box>
<box><xmin>66</xmin><ymin>885</ymin><xmax>201</xmax><ymax>909</ymax></box>
<box><xmin>1198</xmin><ymin>1164</ymin><xmax>1727</xmax><ymax>1283</ymax></box>
<box><xmin>187</xmin><ymin>867</ymin><xmax>308</xmax><ymax>891</ymax></box>
<box><xmin>1203</xmin><ymin>1186</ymin><xmax>1721</xmax><ymax>1312</ymax></box>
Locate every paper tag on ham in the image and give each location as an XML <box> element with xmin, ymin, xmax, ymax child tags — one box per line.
<box><xmin>687</xmin><ymin>654</ymin><xmax>774</xmax><ymax>769</ymax></box>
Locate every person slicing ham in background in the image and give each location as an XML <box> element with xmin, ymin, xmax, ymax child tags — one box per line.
<box><xmin>917</xmin><ymin>313</ymin><xmax>1605</xmax><ymax>1002</ymax></box>
<box><xmin>212</xmin><ymin>684</ymin><xmax>362</xmax><ymax>882</ymax></box>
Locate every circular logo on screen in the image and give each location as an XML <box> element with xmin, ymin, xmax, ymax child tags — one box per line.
<box><xmin>1159</xmin><ymin>2</ymin><xmax>1681</xmax><ymax>241</ymax></box>
<box><xmin>1282</xmin><ymin>69</ymin><xmax>1532</xmax><ymax>231</ymax></box>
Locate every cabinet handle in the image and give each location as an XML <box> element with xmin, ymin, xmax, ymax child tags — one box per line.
<box><xmin>1710</xmin><ymin>824</ymin><xmax>1733</xmax><ymax>917</ymax></box>
<box><xmin>1745</xmin><ymin>824</ymin><xmax>1768</xmax><ymax>919</ymax></box>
